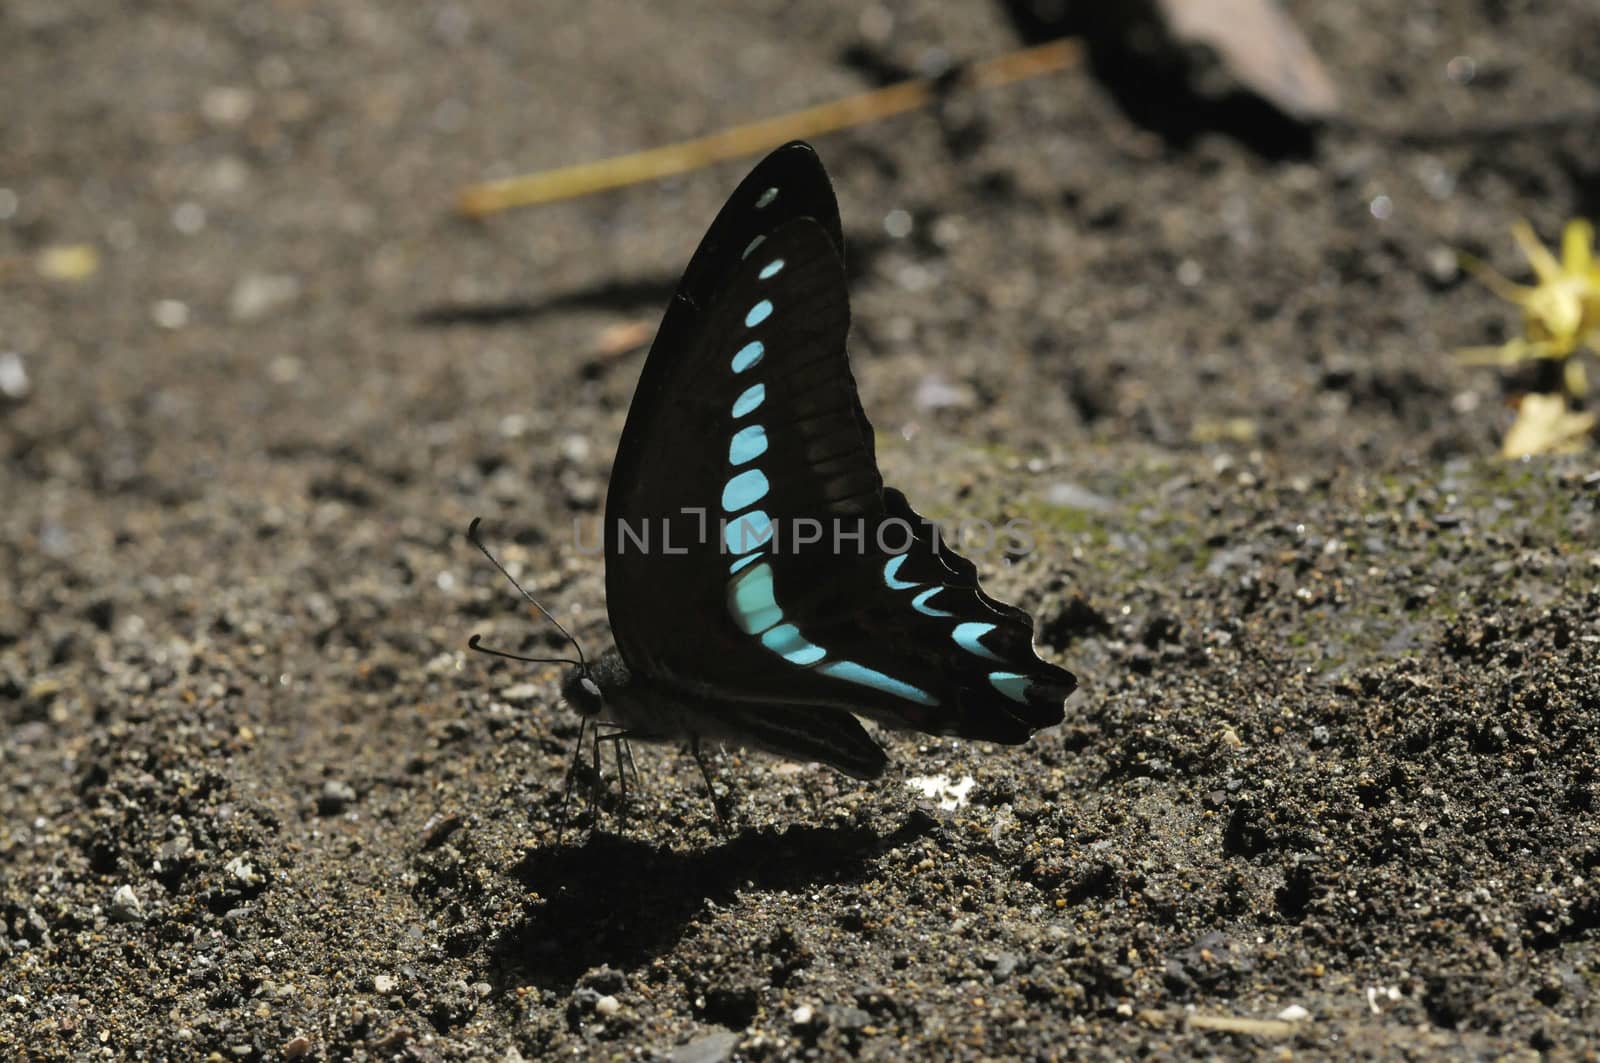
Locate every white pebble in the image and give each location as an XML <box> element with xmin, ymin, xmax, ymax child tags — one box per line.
<box><xmin>0</xmin><ymin>352</ymin><xmax>30</xmax><ymax>400</ymax></box>
<box><xmin>230</xmin><ymin>273</ymin><xmax>301</xmax><ymax>321</ymax></box>
<box><xmin>172</xmin><ymin>202</ymin><xmax>207</xmax><ymax>235</ymax></box>
<box><xmin>110</xmin><ymin>884</ymin><xmax>143</xmax><ymax>921</ymax></box>
<box><xmin>151</xmin><ymin>299</ymin><xmax>190</xmax><ymax>329</ymax></box>
<box><xmin>225</xmin><ymin>856</ymin><xmax>262</xmax><ymax>886</ymax></box>
<box><xmin>202</xmin><ymin>86</ymin><xmax>257</xmax><ymax>126</ymax></box>
<box><xmin>499</xmin><ymin>683</ymin><xmax>540</xmax><ymax>704</ymax></box>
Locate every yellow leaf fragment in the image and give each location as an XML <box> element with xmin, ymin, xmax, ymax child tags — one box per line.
<box><xmin>1501</xmin><ymin>393</ymin><xmax>1596</xmax><ymax>459</ymax></box>
<box><xmin>1458</xmin><ymin>219</ymin><xmax>1600</xmax><ymax>392</ymax></box>
<box><xmin>36</xmin><ymin>243</ymin><xmax>101</xmax><ymax>282</ymax></box>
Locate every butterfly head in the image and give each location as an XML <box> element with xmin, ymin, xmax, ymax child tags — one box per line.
<box><xmin>560</xmin><ymin>666</ymin><xmax>606</xmax><ymax>718</ymax></box>
<box><xmin>558</xmin><ymin>648</ymin><xmax>630</xmax><ymax>720</ymax></box>
<box><xmin>466</xmin><ymin>517</ymin><xmax>608</xmax><ymax>715</ymax></box>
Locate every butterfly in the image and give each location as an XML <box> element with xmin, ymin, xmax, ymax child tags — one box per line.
<box><xmin>471</xmin><ymin>141</ymin><xmax>1076</xmax><ymax>819</ymax></box>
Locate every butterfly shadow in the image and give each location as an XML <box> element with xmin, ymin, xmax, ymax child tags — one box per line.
<box><xmin>485</xmin><ymin>809</ymin><xmax>938</xmax><ymax>993</ymax></box>
<box><xmin>410</xmin><ymin>239</ymin><xmax>889</xmax><ymax>332</ymax></box>
<box><xmin>413</xmin><ymin>277</ymin><xmax>676</xmax><ymax>328</ymax></box>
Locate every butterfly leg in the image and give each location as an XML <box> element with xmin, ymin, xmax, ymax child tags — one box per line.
<box><xmin>621</xmin><ymin>737</ymin><xmax>642</xmax><ymax>790</ymax></box>
<box><xmin>690</xmin><ymin>736</ymin><xmax>729</xmax><ymax>834</ymax></box>
<box><xmin>587</xmin><ymin>721</ymin><xmax>604</xmax><ymax>826</ymax></box>
<box><xmin>557</xmin><ymin>716</ymin><xmax>591</xmax><ymax>842</ymax></box>
<box><xmin>594</xmin><ymin>726</ymin><xmax>634</xmax><ymax>828</ymax></box>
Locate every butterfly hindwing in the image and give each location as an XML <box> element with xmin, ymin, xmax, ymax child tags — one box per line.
<box><xmin>749</xmin><ymin>485</ymin><xmax>1076</xmax><ymax>743</ymax></box>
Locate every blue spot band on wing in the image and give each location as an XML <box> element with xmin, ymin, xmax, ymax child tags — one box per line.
<box><xmin>728</xmin><ymin>424</ymin><xmax>768</xmax><ymax>466</ymax></box>
<box><xmin>818</xmin><ymin>661</ymin><xmax>938</xmax><ymax>706</ymax></box>
<box><xmin>988</xmin><ymin>671</ymin><xmax>1031</xmax><ymax>703</ymax></box>
<box><xmin>883</xmin><ymin>554</ymin><xmax>918</xmax><ymax>590</ymax></box>
<box><xmin>953</xmin><ymin>622</ymin><xmax>1004</xmax><ymax>662</ymax></box>
<box><xmin>728</xmin><ymin>562</ymin><xmax>782</xmax><ymax>634</ymax></box>
<box><xmin>724</xmin><ymin>510</ymin><xmax>773</xmax><ymax>554</ymax></box>
<box><xmin>721</xmin><ymin>468</ymin><xmax>770</xmax><ymax>513</ymax></box>
<box><xmin>732</xmin><ymin>383</ymin><xmax>765</xmax><ymax>418</ymax></box>
<box><xmin>732</xmin><ymin>341</ymin><xmax>764</xmax><ymax>373</ymax></box>
<box><xmin>760</xmin><ymin>623</ymin><xmax>827</xmax><ymax>666</ymax></box>
<box><xmin>715</xmin><ymin>246</ymin><xmax>937</xmax><ymax>708</ymax></box>
<box><xmin>912</xmin><ymin>588</ymin><xmax>954</xmax><ymax>618</ymax></box>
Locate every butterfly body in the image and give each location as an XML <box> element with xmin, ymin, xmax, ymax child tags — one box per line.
<box><xmin>566</xmin><ymin>647</ymin><xmax>891</xmax><ymax>779</ymax></box>
<box><xmin>564</xmin><ymin>141</ymin><xmax>1075</xmax><ymax>780</ymax></box>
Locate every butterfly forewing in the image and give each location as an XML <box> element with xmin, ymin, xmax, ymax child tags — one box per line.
<box><xmin>609</xmin><ymin>140</ymin><xmax>844</xmax><ymax>519</ymax></box>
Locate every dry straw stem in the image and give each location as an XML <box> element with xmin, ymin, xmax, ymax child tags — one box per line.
<box><xmin>1137</xmin><ymin>1009</ymin><xmax>1303</xmax><ymax>1038</ymax></box>
<box><xmin>457</xmin><ymin>39</ymin><xmax>1081</xmax><ymax>217</ymax></box>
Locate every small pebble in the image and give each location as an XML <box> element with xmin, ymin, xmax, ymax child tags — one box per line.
<box><xmin>225</xmin><ymin>856</ymin><xmax>262</xmax><ymax>886</ymax></box>
<box><xmin>151</xmin><ymin>299</ymin><xmax>190</xmax><ymax>329</ymax></box>
<box><xmin>791</xmin><ymin>1004</ymin><xmax>815</xmax><ymax>1025</ymax></box>
<box><xmin>594</xmin><ymin>994</ymin><xmax>621</xmax><ymax>1017</ymax></box>
<box><xmin>1427</xmin><ymin>245</ymin><xmax>1459</xmax><ymax>282</ymax></box>
<box><xmin>110</xmin><ymin>885</ymin><xmax>143</xmax><ymax>922</ymax></box>
<box><xmin>202</xmin><ymin>85</ymin><xmax>257</xmax><ymax>126</ymax></box>
<box><xmin>230</xmin><ymin>273</ymin><xmax>301</xmax><ymax>321</ymax></box>
<box><xmin>0</xmin><ymin>352</ymin><xmax>31</xmax><ymax>401</ymax></box>
<box><xmin>1278</xmin><ymin>1004</ymin><xmax>1311</xmax><ymax>1021</ymax></box>
<box><xmin>988</xmin><ymin>952</ymin><xmax>1020</xmax><ymax>981</ymax></box>
<box><xmin>914</xmin><ymin>373</ymin><xmax>975</xmax><ymax>412</ymax></box>
<box><xmin>282</xmin><ymin>1035</ymin><xmax>312</xmax><ymax>1058</ymax></box>
<box><xmin>670</xmin><ymin>1031</ymin><xmax>739</xmax><ymax>1063</ymax></box>
<box><xmin>560</xmin><ymin>434</ymin><xmax>592</xmax><ymax>464</ymax></box>
<box><xmin>1046</xmin><ymin>482</ymin><xmax>1115</xmax><ymax>513</ymax></box>
<box><xmin>581</xmin><ymin>965</ymin><xmax>627</xmax><ymax>994</ymax></box>
<box><xmin>826</xmin><ymin>1004</ymin><xmax>871</xmax><ymax>1032</ymax></box>
<box><xmin>499</xmin><ymin>683</ymin><xmax>541</xmax><ymax>705</ymax></box>
<box><xmin>420</xmin><ymin>813</ymin><xmax>464</xmax><ymax>850</ymax></box>
<box><xmin>372</xmin><ymin>1027</ymin><xmax>409</xmax><ymax>1050</ymax></box>
<box><xmin>318</xmin><ymin>780</ymin><xmax>357</xmax><ymax>815</ymax></box>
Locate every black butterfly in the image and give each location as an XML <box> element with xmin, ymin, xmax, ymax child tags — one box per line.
<box><xmin>475</xmin><ymin>141</ymin><xmax>1075</xmax><ymax>811</ymax></box>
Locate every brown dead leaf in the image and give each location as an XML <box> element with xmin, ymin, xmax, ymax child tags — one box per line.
<box><xmin>1158</xmin><ymin>0</ymin><xmax>1339</xmax><ymax>120</ymax></box>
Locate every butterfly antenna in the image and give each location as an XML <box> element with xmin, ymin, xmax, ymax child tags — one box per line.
<box><xmin>466</xmin><ymin>517</ymin><xmax>589</xmax><ymax>670</ymax></box>
<box><xmin>465</xmin><ymin>634</ymin><xmax>581</xmax><ymax>668</ymax></box>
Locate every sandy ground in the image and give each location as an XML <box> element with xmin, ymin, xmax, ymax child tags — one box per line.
<box><xmin>3</xmin><ymin>1</ymin><xmax>1598</xmax><ymax>1059</ymax></box>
